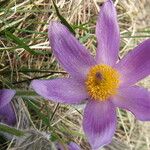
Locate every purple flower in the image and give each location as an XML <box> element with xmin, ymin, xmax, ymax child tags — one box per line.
<box><xmin>31</xmin><ymin>0</ymin><xmax>150</xmax><ymax>149</ymax></box>
<box><xmin>67</xmin><ymin>142</ymin><xmax>81</xmax><ymax>150</ymax></box>
<box><xmin>56</xmin><ymin>142</ymin><xmax>81</xmax><ymax>150</ymax></box>
<box><xmin>0</xmin><ymin>89</ymin><xmax>16</xmax><ymax>125</ymax></box>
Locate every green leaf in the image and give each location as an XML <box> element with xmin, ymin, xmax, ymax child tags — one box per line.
<box><xmin>0</xmin><ymin>18</ymin><xmax>24</xmax><ymax>32</ymax></box>
<box><xmin>15</xmin><ymin>90</ymin><xmax>37</xmax><ymax>97</ymax></box>
<box><xmin>4</xmin><ymin>30</ymin><xmax>48</xmax><ymax>55</ymax></box>
<box><xmin>0</xmin><ymin>123</ymin><xmax>24</xmax><ymax>137</ymax></box>
<box><xmin>27</xmin><ymin>99</ymin><xmax>50</xmax><ymax>126</ymax></box>
<box><xmin>52</xmin><ymin>0</ymin><xmax>75</xmax><ymax>35</ymax></box>
<box><xmin>16</xmin><ymin>28</ymin><xmax>47</xmax><ymax>35</ymax></box>
<box><xmin>79</xmin><ymin>33</ymin><xmax>92</xmax><ymax>43</ymax></box>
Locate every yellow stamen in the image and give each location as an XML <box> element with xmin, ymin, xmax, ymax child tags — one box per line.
<box><xmin>85</xmin><ymin>64</ymin><xmax>120</xmax><ymax>101</ymax></box>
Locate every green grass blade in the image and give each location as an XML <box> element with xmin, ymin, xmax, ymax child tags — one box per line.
<box><xmin>0</xmin><ymin>123</ymin><xmax>24</xmax><ymax>137</ymax></box>
<box><xmin>4</xmin><ymin>30</ymin><xmax>48</xmax><ymax>55</ymax></box>
<box><xmin>52</xmin><ymin>0</ymin><xmax>75</xmax><ymax>35</ymax></box>
<box><xmin>0</xmin><ymin>18</ymin><xmax>24</xmax><ymax>32</ymax></box>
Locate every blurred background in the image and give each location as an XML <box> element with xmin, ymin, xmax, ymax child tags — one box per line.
<box><xmin>0</xmin><ymin>0</ymin><xmax>150</xmax><ymax>149</ymax></box>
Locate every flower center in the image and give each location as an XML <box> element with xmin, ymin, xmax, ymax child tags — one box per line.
<box><xmin>85</xmin><ymin>64</ymin><xmax>120</xmax><ymax>101</ymax></box>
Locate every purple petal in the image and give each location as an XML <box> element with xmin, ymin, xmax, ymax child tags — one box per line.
<box><xmin>115</xmin><ymin>39</ymin><xmax>150</xmax><ymax>86</ymax></box>
<box><xmin>0</xmin><ymin>89</ymin><xmax>16</xmax><ymax>108</ymax></box>
<box><xmin>31</xmin><ymin>78</ymin><xmax>87</xmax><ymax>104</ymax></box>
<box><xmin>83</xmin><ymin>100</ymin><xmax>116</xmax><ymax>149</ymax></box>
<box><xmin>113</xmin><ymin>86</ymin><xmax>150</xmax><ymax>121</ymax></box>
<box><xmin>96</xmin><ymin>0</ymin><xmax>120</xmax><ymax>65</ymax></box>
<box><xmin>0</xmin><ymin>103</ymin><xmax>16</xmax><ymax>125</ymax></box>
<box><xmin>48</xmin><ymin>22</ymin><xmax>96</xmax><ymax>81</ymax></box>
<box><xmin>56</xmin><ymin>142</ymin><xmax>80</xmax><ymax>150</ymax></box>
<box><xmin>55</xmin><ymin>142</ymin><xmax>65</xmax><ymax>150</ymax></box>
<box><xmin>68</xmin><ymin>142</ymin><xmax>81</xmax><ymax>150</ymax></box>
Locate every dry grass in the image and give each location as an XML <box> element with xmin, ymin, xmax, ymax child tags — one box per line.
<box><xmin>0</xmin><ymin>0</ymin><xmax>150</xmax><ymax>149</ymax></box>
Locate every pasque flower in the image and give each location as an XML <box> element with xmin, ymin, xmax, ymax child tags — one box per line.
<box><xmin>0</xmin><ymin>89</ymin><xmax>16</xmax><ymax>125</ymax></box>
<box><xmin>31</xmin><ymin>0</ymin><xmax>150</xmax><ymax>149</ymax></box>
